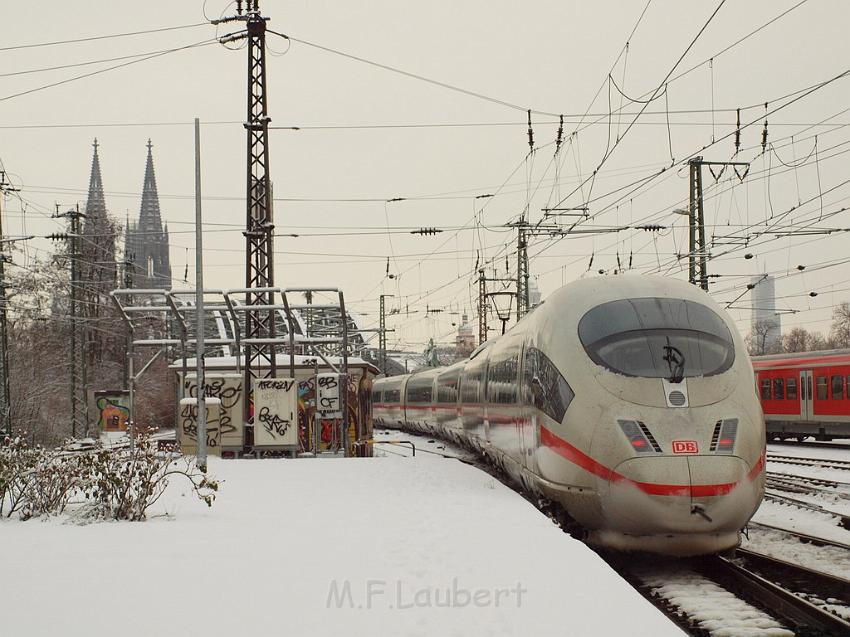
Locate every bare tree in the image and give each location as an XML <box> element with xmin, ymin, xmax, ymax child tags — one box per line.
<box><xmin>748</xmin><ymin>319</ymin><xmax>780</xmax><ymax>355</ymax></box>
<box><xmin>782</xmin><ymin>327</ymin><xmax>812</xmax><ymax>353</ymax></box>
<box><xmin>809</xmin><ymin>331</ymin><xmax>831</xmax><ymax>351</ymax></box>
<box><xmin>830</xmin><ymin>302</ymin><xmax>850</xmax><ymax>348</ymax></box>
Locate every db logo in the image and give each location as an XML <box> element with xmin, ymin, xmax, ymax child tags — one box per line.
<box><xmin>672</xmin><ymin>440</ymin><xmax>699</xmax><ymax>454</ymax></box>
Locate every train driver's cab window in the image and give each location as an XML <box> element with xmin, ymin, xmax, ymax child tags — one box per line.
<box><xmin>786</xmin><ymin>378</ymin><xmax>797</xmax><ymax>400</ymax></box>
<box><xmin>760</xmin><ymin>378</ymin><xmax>771</xmax><ymax>400</ymax></box>
<box><xmin>816</xmin><ymin>376</ymin><xmax>828</xmax><ymax>400</ymax></box>
<box><xmin>578</xmin><ymin>297</ymin><xmax>735</xmax><ymax>379</ymax></box>
<box><xmin>832</xmin><ymin>375</ymin><xmax>843</xmax><ymax>400</ymax></box>
<box><xmin>773</xmin><ymin>377</ymin><xmax>785</xmax><ymax>400</ymax></box>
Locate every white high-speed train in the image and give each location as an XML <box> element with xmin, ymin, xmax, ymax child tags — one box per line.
<box><xmin>373</xmin><ymin>276</ymin><xmax>765</xmax><ymax>556</ymax></box>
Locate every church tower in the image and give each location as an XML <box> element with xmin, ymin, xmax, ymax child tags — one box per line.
<box><xmin>82</xmin><ymin>138</ymin><xmax>117</xmax><ymax>296</ymax></box>
<box><xmin>125</xmin><ymin>140</ymin><xmax>171</xmax><ymax>289</ymax></box>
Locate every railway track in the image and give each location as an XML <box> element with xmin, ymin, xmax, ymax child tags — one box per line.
<box><xmin>763</xmin><ymin>490</ymin><xmax>850</xmax><ymax>529</ymax></box>
<box><xmin>703</xmin><ymin>548</ymin><xmax>850</xmax><ymax>634</ymax></box>
<box><xmin>748</xmin><ymin>521</ymin><xmax>850</xmax><ymax>551</ymax></box>
<box><xmin>766</xmin><ymin>473</ymin><xmax>850</xmax><ymax>499</ymax></box>
<box><xmin>767</xmin><ymin>454</ymin><xmax>850</xmax><ymax>472</ymax></box>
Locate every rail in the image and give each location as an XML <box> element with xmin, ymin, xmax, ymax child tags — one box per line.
<box><xmin>700</xmin><ymin>552</ymin><xmax>850</xmax><ymax>635</ymax></box>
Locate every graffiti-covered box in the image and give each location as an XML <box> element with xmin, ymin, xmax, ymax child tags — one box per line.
<box><xmin>94</xmin><ymin>390</ymin><xmax>130</xmax><ymax>432</ymax></box>
<box><xmin>180</xmin><ymin>373</ymin><xmax>244</xmax><ymax>454</ymax></box>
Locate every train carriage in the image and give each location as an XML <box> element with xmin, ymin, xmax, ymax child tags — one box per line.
<box><xmin>752</xmin><ymin>349</ymin><xmax>850</xmax><ymax>441</ymax></box>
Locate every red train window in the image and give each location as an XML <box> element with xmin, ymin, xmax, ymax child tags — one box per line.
<box><xmin>760</xmin><ymin>378</ymin><xmax>771</xmax><ymax>400</ymax></box>
<box><xmin>773</xmin><ymin>377</ymin><xmax>785</xmax><ymax>400</ymax></box>
<box><xmin>847</xmin><ymin>376</ymin><xmax>850</xmax><ymax>400</ymax></box>
<box><xmin>787</xmin><ymin>378</ymin><xmax>797</xmax><ymax>400</ymax></box>
<box><xmin>832</xmin><ymin>375</ymin><xmax>844</xmax><ymax>400</ymax></box>
<box><xmin>816</xmin><ymin>376</ymin><xmax>828</xmax><ymax>400</ymax></box>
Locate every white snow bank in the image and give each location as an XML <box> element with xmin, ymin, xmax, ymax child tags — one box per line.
<box><xmin>0</xmin><ymin>455</ymin><xmax>680</xmax><ymax>637</ymax></box>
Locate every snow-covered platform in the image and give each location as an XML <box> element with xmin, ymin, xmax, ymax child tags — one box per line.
<box><xmin>1</xmin><ymin>455</ymin><xmax>681</xmax><ymax>637</ymax></box>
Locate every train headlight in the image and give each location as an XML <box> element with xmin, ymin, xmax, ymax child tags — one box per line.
<box><xmin>618</xmin><ymin>419</ymin><xmax>662</xmax><ymax>454</ymax></box>
<box><xmin>709</xmin><ymin>418</ymin><xmax>738</xmax><ymax>453</ymax></box>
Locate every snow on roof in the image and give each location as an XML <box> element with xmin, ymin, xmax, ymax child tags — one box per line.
<box><xmin>169</xmin><ymin>354</ymin><xmax>379</xmax><ymax>373</ymax></box>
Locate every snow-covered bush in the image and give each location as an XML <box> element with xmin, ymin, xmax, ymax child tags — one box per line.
<box><xmin>0</xmin><ymin>432</ymin><xmax>218</xmax><ymax>521</ymax></box>
<box><xmin>77</xmin><ymin>433</ymin><xmax>218</xmax><ymax>521</ymax></box>
<box><xmin>0</xmin><ymin>435</ymin><xmax>43</xmax><ymax>518</ymax></box>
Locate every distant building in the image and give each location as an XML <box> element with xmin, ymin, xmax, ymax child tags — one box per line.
<box><xmin>125</xmin><ymin>140</ymin><xmax>171</xmax><ymax>290</ymax></box>
<box><xmin>751</xmin><ymin>274</ymin><xmax>781</xmax><ymax>351</ymax></box>
<box><xmin>455</xmin><ymin>313</ymin><xmax>476</xmax><ymax>357</ymax></box>
<box><xmin>528</xmin><ymin>278</ymin><xmax>542</xmax><ymax>307</ymax></box>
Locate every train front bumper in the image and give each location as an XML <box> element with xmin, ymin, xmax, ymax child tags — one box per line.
<box><xmin>591</xmin><ymin>454</ymin><xmax>762</xmax><ymax>554</ymax></box>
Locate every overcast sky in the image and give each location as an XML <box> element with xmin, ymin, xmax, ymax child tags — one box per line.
<box><xmin>2</xmin><ymin>0</ymin><xmax>849</xmax><ymax>351</ymax></box>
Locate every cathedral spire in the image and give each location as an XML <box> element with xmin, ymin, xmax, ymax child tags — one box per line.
<box><xmin>84</xmin><ymin>137</ymin><xmax>108</xmax><ymax>225</ymax></box>
<box><xmin>127</xmin><ymin>140</ymin><xmax>171</xmax><ymax>289</ymax></box>
<box><xmin>139</xmin><ymin>138</ymin><xmax>162</xmax><ymax>233</ymax></box>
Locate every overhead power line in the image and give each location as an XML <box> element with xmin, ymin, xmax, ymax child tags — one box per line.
<box><xmin>0</xmin><ymin>22</ymin><xmax>208</xmax><ymax>51</ymax></box>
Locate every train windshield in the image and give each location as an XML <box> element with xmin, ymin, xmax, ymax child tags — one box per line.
<box><xmin>578</xmin><ymin>297</ymin><xmax>735</xmax><ymax>379</ymax></box>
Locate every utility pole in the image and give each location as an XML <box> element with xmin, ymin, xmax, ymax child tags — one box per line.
<box><xmin>477</xmin><ymin>269</ymin><xmax>487</xmax><ymax>345</ymax></box>
<box><xmin>687</xmin><ymin>157</ymin><xmax>749</xmax><ymax>291</ymax></box>
<box><xmin>214</xmin><ymin>1</ymin><xmax>277</xmax><ymax>446</ymax></box>
<box><xmin>121</xmin><ymin>255</ymin><xmax>133</xmax><ymax>390</ymax></box>
<box><xmin>515</xmin><ymin>221</ymin><xmax>529</xmax><ymax>321</ymax></box>
<box><xmin>0</xmin><ymin>171</ymin><xmax>18</xmax><ymax>437</ymax></box>
<box><xmin>51</xmin><ymin>205</ymin><xmax>88</xmax><ymax>438</ymax></box>
<box><xmin>378</xmin><ymin>294</ymin><xmax>394</xmax><ymax>374</ymax></box>
<box><xmin>194</xmin><ymin>117</ymin><xmax>208</xmax><ymax>471</ymax></box>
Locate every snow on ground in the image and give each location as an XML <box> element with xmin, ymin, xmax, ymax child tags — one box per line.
<box><xmin>741</xmin><ymin>525</ymin><xmax>850</xmax><ymax>580</ymax></box>
<box><xmin>750</xmin><ymin>499</ymin><xmax>850</xmax><ymax>545</ymax></box>
<box><xmin>0</xmin><ymin>454</ymin><xmax>682</xmax><ymax>637</ymax></box>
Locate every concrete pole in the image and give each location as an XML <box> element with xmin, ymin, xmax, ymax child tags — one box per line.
<box><xmin>194</xmin><ymin>118</ymin><xmax>207</xmax><ymax>471</ymax></box>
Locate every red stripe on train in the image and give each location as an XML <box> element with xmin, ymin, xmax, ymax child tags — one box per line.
<box><xmin>540</xmin><ymin>426</ymin><xmax>764</xmax><ymax>497</ymax></box>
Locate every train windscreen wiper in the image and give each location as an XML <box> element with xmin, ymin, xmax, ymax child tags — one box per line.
<box><xmin>662</xmin><ymin>337</ymin><xmax>685</xmax><ymax>383</ymax></box>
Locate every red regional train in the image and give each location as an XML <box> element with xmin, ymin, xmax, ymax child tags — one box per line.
<box><xmin>752</xmin><ymin>349</ymin><xmax>850</xmax><ymax>441</ymax></box>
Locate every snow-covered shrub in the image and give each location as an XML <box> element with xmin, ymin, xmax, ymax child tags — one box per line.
<box><xmin>21</xmin><ymin>452</ymin><xmax>89</xmax><ymax>520</ymax></box>
<box><xmin>77</xmin><ymin>432</ymin><xmax>218</xmax><ymax>521</ymax></box>
<box><xmin>0</xmin><ymin>435</ymin><xmax>43</xmax><ymax>518</ymax></box>
<box><xmin>1</xmin><ymin>432</ymin><xmax>218</xmax><ymax>521</ymax></box>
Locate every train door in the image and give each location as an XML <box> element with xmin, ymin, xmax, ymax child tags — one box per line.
<box><xmin>800</xmin><ymin>370</ymin><xmax>813</xmax><ymax>420</ymax></box>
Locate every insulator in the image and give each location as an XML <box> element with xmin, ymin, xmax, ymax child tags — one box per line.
<box><xmin>734</xmin><ymin>108</ymin><xmax>741</xmax><ymax>153</ymax></box>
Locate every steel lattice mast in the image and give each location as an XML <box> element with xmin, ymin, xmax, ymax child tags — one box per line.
<box><xmin>216</xmin><ymin>1</ymin><xmax>277</xmax><ymax>444</ymax></box>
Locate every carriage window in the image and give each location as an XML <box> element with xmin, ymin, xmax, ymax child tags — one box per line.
<box><xmin>816</xmin><ymin>376</ymin><xmax>828</xmax><ymax>400</ymax></box>
<box><xmin>436</xmin><ymin>370</ymin><xmax>460</xmax><ymax>404</ymax></box>
<box><xmin>832</xmin><ymin>375</ymin><xmax>843</xmax><ymax>400</ymax></box>
<box><xmin>486</xmin><ymin>355</ymin><xmax>519</xmax><ymax>404</ymax></box>
<box><xmin>786</xmin><ymin>378</ymin><xmax>797</xmax><ymax>400</ymax></box>
<box><xmin>847</xmin><ymin>376</ymin><xmax>850</xmax><ymax>400</ymax></box>
<box><xmin>578</xmin><ymin>297</ymin><xmax>735</xmax><ymax>379</ymax></box>
<box><xmin>760</xmin><ymin>378</ymin><xmax>771</xmax><ymax>400</ymax></box>
<box><xmin>406</xmin><ymin>378</ymin><xmax>433</xmax><ymax>403</ymax></box>
<box><xmin>383</xmin><ymin>389</ymin><xmax>400</xmax><ymax>403</ymax></box>
<box><xmin>372</xmin><ymin>388</ymin><xmax>383</xmax><ymax>403</ymax></box>
<box><xmin>523</xmin><ymin>346</ymin><xmax>574</xmax><ymax>422</ymax></box>
<box><xmin>773</xmin><ymin>377</ymin><xmax>785</xmax><ymax>400</ymax></box>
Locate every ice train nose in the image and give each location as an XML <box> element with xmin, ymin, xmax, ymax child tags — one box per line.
<box><xmin>597</xmin><ymin>455</ymin><xmax>758</xmax><ymax>535</ymax></box>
